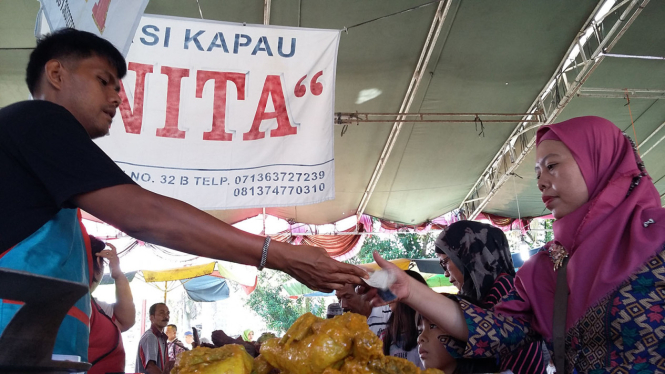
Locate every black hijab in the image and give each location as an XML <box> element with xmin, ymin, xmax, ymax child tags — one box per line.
<box><xmin>435</xmin><ymin>220</ymin><xmax>515</xmax><ymax>302</ymax></box>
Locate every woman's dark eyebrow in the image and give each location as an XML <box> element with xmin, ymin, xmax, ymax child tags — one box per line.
<box><xmin>535</xmin><ymin>153</ymin><xmax>556</xmax><ymax>171</ymax></box>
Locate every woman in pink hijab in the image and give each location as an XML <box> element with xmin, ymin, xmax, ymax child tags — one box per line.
<box><xmin>371</xmin><ymin>116</ymin><xmax>665</xmax><ymax>373</ymax></box>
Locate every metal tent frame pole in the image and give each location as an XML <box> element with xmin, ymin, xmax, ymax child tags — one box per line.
<box><xmin>356</xmin><ymin>0</ymin><xmax>453</xmax><ymax>220</ymax></box>
<box><xmin>334</xmin><ymin>111</ymin><xmax>543</xmax><ymax>124</ymax></box>
<box><xmin>456</xmin><ymin>0</ymin><xmax>649</xmax><ymax>220</ymax></box>
<box><xmin>640</xmin><ymin>120</ymin><xmax>665</xmax><ymax>149</ymax></box>
<box><xmin>264</xmin><ymin>0</ymin><xmax>271</xmax><ymax>25</ymax></box>
<box><xmin>577</xmin><ymin>87</ymin><xmax>665</xmax><ymax>99</ymax></box>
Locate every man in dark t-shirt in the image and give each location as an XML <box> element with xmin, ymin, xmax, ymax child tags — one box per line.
<box><xmin>0</xmin><ymin>28</ymin><xmax>366</xmax><ymax>360</ymax></box>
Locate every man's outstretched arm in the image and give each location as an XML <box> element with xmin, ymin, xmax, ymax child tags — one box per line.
<box><xmin>72</xmin><ymin>184</ymin><xmax>366</xmax><ymax>292</ymax></box>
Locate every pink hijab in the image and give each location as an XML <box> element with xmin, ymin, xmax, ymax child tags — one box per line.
<box><xmin>496</xmin><ymin>116</ymin><xmax>665</xmax><ymax>339</ymax></box>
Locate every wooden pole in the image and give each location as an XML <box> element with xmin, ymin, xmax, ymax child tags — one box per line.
<box><xmin>141</xmin><ymin>299</ymin><xmax>146</xmax><ymax>335</ymax></box>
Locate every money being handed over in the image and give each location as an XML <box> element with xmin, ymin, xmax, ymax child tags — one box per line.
<box><xmin>363</xmin><ymin>270</ymin><xmax>397</xmax><ymax>302</ymax></box>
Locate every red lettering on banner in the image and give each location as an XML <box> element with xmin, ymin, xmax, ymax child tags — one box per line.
<box><xmin>196</xmin><ymin>71</ymin><xmax>246</xmax><ymax>141</ymax></box>
<box><xmin>244</xmin><ymin>75</ymin><xmax>296</xmax><ymax>141</ymax></box>
<box><xmin>294</xmin><ymin>75</ymin><xmax>307</xmax><ymax>97</ymax></box>
<box><xmin>310</xmin><ymin>71</ymin><xmax>323</xmax><ymax>96</ymax></box>
<box><xmin>118</xmin><ymin>62</ymin><xmax>153</xmax><ymax>135</ymax></box>
<box><xmin>157</xmin><ymin>66</ymin><xmax>189</xmax><ymax>139</ymax></box>
<box><xmin>92</xmin><ymin>0</ymin><xmax>111</xmax><ymax>33</ymax></box>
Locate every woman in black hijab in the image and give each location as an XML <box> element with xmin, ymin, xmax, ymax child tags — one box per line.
<box><xmin>435</xmin><ymin>220</ymin><xmax>515</xmax><ymax>307</ymax></box>
<box><xmin>433</xmin><ymin>220</ymin><xmax>547</xmax><ymax>374</ymax></box>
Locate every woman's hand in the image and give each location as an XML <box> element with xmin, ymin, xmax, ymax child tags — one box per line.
<box><xmin>365</xmin><ymin>251</ymin><xmax>469</xmax><ymax>341</ymax></box>
<box><xmin>364</xmin><ymin>251</ymin><xmax>416</xmax><ymax>306</ymax></box>
<box><xmin>95</xmin><ymin>243</ymin><xmax>123</xmax><ymax>279</ymax></box>
<box><xmin>94</xmin><ymin>242</ymin><xmax>136</xmax><ymax>331</ymax></box>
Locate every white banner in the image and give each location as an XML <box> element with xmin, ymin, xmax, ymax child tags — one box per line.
<box><xmin>38</xmin><ymin>0</ymin><xmax>148</xmax><ymax>56</ymax></box>
<box><xmin>95</xmin><ymin>15</ymin><xmax>338</xmax><ymax>210</ymax></box>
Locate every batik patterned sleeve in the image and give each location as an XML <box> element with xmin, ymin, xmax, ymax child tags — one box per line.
<box><xmin>441</xmin><ymin>289</ymin><xmax>541</xmax><ymax>360</ymax></box>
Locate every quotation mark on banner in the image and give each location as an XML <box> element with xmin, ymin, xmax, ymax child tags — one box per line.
<box><xmin>294</xmin><ymin>71</ymin><xmax>324</xmax><ymax>98</ymax></box>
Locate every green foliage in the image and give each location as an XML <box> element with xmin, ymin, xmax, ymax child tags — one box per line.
<box><xmin>245</xmin><ymin>270</ymin><xmax>326</xmax><ymax>333</ymax></box>
<box><xmin>309</xmin><ymin>297</ymin><xmax>327</xmax><ymax>318</ymax></box>
<box><xmin>520</xmin><ymin>218</ymin><xmax>554</xmax><ymax>248</ymax></box>
<box><xmin>347</xmin><ymin>229</ymin><xmax>437</xmax><ymax>265</ymax></box>
<box><xmin>544</xmin><ymin>219</ymin><xmax>554</xmax><ymax>243</ymax></box>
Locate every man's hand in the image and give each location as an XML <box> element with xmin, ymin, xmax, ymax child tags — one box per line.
<box><xmin>269</xmin><ymin>242</ymin><xmax>368</xmax><ymax>293</ymax></box>
<box><xmin>96</xmin><ymin>243</ymin><xmax>122</xmax><ymax>279</ymax></box>
<box><xmin>145</xmin><ymin>361</ymin><xmax>162</xmax><ymax>374</ymax></box>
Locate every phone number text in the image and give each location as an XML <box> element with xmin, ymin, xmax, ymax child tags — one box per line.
<box><xmin>233</xmin><ymin>183</ymin><xmax>326</xmax><ymax>197</ymax></box>
<box><xmin>234</xmin><ymin>171</ymin><xmax>325</xmax><ymax>184</ymax></box>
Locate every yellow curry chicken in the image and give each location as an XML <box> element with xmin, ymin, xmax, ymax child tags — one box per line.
<box><xmin>172</xmin><ymin>344</ymin><xmax>254</xmax><ymax>374</ymax></box>
<box><xmin>172</xmin><ymin>312</ymin><xmax>444</xmax><ymax>374</ymax></box>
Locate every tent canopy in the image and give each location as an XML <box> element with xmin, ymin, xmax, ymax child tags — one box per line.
<box><xmin>142</xmin><ymin>262</ymin><xmax>217</xmax><ymax>283</ymax></box>
<box><xmin>182</xmin><ymin>275</ymin><xmax>230</xmax><ymax>302</ymax></box>
<box><xmin>1</xmin><ymin>1</ymin><xmax>663</xmax><ymax>225</ymax></box>
<box><xmin>107</xmin><ymin>261</ymin><xmax>257</xmax><ymax>301</ymax></box>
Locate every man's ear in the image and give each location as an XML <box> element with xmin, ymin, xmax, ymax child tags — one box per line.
<box><xmin>43</xmin><ymin>59</ymin><xmax>66</xmax><ymax>91</ymax></box>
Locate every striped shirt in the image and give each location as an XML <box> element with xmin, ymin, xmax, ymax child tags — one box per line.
<box><xmin>135</xmin><ymin>326</ymin><xmax>167</xmax><ymax>373</ymax></box>
<box><xmin>367</xmin><ymin>305</ymin><xmax>392</xmax><ymax>337</ymax></box>
<box><xmin>485</xmin><ymin>274</ymin><xmax>547</xmax><ymax>374</ymax></box>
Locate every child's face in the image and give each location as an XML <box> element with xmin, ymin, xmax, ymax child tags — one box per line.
<box><xmin>417</xmin><ymin>314</ymin><xmax>456</xmax><ymax>370</ymax></box>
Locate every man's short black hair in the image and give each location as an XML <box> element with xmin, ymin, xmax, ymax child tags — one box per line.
<box><xmin>26</xmin><ymin>28</ymin><xmax>127</xmax><ymax>94</ymax></box>
<box><xmin>149</xmin><ymin>302</ymin><xmax>167</xmax><ymax>316</ymax></box>
<box><xmin>167</xmin><ymin>324</ymin><xmax>177</xmax><ymax>331</ymax></box>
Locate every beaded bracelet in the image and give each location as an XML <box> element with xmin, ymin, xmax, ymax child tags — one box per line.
<box><xmin>258</xmin><ymin>236</ymin><xmax>271</xmax><ymax>271</ymax></box>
